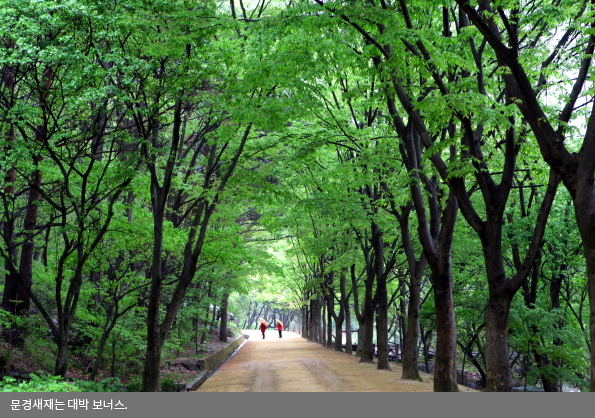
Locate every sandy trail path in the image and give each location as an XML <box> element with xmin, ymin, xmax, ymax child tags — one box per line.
<box><xmin>195</xmin><ymin>330</ymin><xmax>475</xmax><ymax>392</ymax></box>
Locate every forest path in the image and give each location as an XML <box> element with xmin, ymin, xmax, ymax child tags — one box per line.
<box><xmin>194</xmin><ymin>330</ymin><xmax>475</xmax><ymax>392</ymax></box>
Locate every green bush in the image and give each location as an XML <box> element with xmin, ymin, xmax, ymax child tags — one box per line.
<box><xmin>160</xmin><ymin>377</ymin><xmax>178</xmax><ymax>392</ymax></box>
<box><xmin>75</xmin><ymin>377</ymin><xmax>125</xmax><ymax>392</ymax></box>
<box><xmin>0</xmin><ymin>309</ymin><xmax>21</xmax><ymax>331</ymax></box>
<box><xmin>0</xmin><ymin>373</ymin><xmax>81</xmax><ymax>392</ymax></box>
<box><xmin>125</xmin><ymin>377</ymin><xmax>143</xmax><ymax>392</ymax></box>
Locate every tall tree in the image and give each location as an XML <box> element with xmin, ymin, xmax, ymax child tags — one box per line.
<box><xmin>453</xmin><ymin>0</ymin><xmax>595</xmax><ymax>391</ymax></box>
<box><xmin>0</xmin><ymin>0</ymin><xmax>140</xmax><ymax>375</ymax></box>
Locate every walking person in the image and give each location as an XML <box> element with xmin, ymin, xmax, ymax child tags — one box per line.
<box><xmin>276</xmin><ymin>320</ymin><xmax>283</xmax><ymax>338</ymax></box>
<box><xmin>260</xmin><ymin>319</ymin><xmax>267</xmax><ymax>339</ymax></box>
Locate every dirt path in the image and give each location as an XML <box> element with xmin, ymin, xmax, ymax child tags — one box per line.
<box><xmin>195</xmin><ymin>330</ymin><xmax>476</xmax><ymax>392</ymax></box>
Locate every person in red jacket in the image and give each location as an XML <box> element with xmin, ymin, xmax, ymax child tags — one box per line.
<box><xmin>276</xmin><ymin>320</ymin><xmax>283</xmax><ymax>338</ymax></box>
<box><xmin>259</xmin><ymin>319</ymin><xmax>267</xmax><ymax>339</ymax></box>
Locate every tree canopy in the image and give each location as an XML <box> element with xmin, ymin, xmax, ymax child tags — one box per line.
<box><xmin>1</xmin><ymin>0</ymin><xmax>594</xmax><ymax>392</ymax></box>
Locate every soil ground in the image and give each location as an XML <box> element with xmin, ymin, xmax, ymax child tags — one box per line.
<box><xmin>195</xmin><ymin>330</ymin><xmax>477</xmax><ymax>392</ymax></box>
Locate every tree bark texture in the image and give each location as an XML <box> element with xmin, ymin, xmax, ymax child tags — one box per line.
<box><xmin>372</xmin><ymin>222</ymin><xmax>390</xmax><ymax>370</ymax></box>
<box><xmin>219</xmin><ymin>292</ymin><xmax>229</xmax><ymax>343</ymax></box>
<box><xmin>359</xmin><ymin>271</ymin><xmax>375</xmax><ymax>363</ymax></box>
<box><xmin>401</xmin><ymin>259</ymin><xmax>424</xmax><ymax>380</ymax></box>
<box><xmin>395</xmin><ymin>202</ymin><xmax>426</xmax><ymax>381</ymax></box>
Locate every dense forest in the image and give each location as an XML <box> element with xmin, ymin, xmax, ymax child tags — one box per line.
<box><xmin>1</xmin><ymin>0</ymin><xmax>594</xmax><ymax>392</ymax></box>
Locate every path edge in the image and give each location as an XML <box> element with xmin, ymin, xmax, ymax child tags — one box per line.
<box><xmin>184</xmin><ymin>334</ymin><xmax>248</xmax><ymax>392</ymax></box>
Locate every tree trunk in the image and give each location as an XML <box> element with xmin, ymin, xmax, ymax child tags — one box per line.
<box><xmin>54</xmin><ymin>330</ymin><xmax>70</xmax><ymax>378</ymax></box>
<box><xmin>356</xmin><ymin>321</ymin><xmax>364</xmax><ymax>358</ymax></box>
<box><xmin>142</xmin><ymin>194</ymin><xmax>166</xmax><ymax>392</ymax></box>
<box><xmin>143</xmin><ymin>333</ymin><xmax>163</xmax><ymax>392</ymax></box>
<box><xmin>16</xmin><ymin>169</ymin><xmax>40</xmax><ymax>312</ymax></box>
<box><xmin>401</xmin><ymin>261</ymin><xmax>424</xmax><ymax>380</ymax></box>
<box><xmin>422</xmin><ymin>192</ymin><xmax>460</xmax><ymax>392</ymax></box>
<box><xmin>484</xmin><ymin>292</ymin><xmax>513</xmax><ymax>391</ymax></box>
<box><xmin>359</xmin><ymin>276</ymin><xmax>375</xmax><ymax>363</ymax></box>
<box><xmin>208</xmin><ymin>298</ymin><xmax>218</xmax><ymax>335</ymax></box>
<box><xmin>90</xmin><ymin>317</ymin><xmax>115</xmax><ymax>381</ymax></box>
<box><xmin>344</xmin><ymin>300</ymin><xmax>352</xmax><ymax>355</ymax></box>
<box><xmin>421</xmin><ymin>328</ymin><xmax>432</xmax><ymax>375</ymax></box>
<box><xmin>1</xmin><ymin>70</ymin><xmax>41</xmax><ymax>345</ymax></box>
<box><xmin>399</xmin><ymin>280</ymin><xmax>407</xmax><ymax>356</ymax></box>
<box><xmin>321</xmin><ymin>300</ymin><xmax>326</xmax><ymax>347</ymax></box>
<box><xmin>585</xmin><ymin>245</ymin><xmax>595</xmax><ymax>392</ymax></box>
<box><xmin>1</xmin><ymin>49</ymin><xmax>29</xmax><ymax>339</ymax></box>
<box><xmin>350</xmin><ymin>264</ymin><xmax>363</xmax><ymax>357</ymax></box>
<box><xmin>372</xmin><ymin>222</ymin><xmax>390</xmax><ymax>370</ymax></box>
<box><xmin>333</xmin><ymin>271</ymin><xmax>347</xmax><ymax>352</ymax></box>
<box><xmin>395</xmin><ymin>202</ymin><xmax>426</xmax><ymax>380</ymax></box>
<box><xmin>326</xmin><ymin>293</ymin><xmax>333</xmax><ymax>349</ymax></box>
<box><xmin>309</xmin><ymin>296</ymin><xmax>322</xmax><ymax>343</ymax></box>
<box><xmin>219</xmin><ymin>292</ymin><xmax>229</xmax><ymax>342</ymax></box>
<box><xmin>302</xmin><ymin>305</ymin><xmax>308</xmax><ymax>338</ymax></box>
<box><xmin>376</xmin><ymin>288</ymin><xmax>389</xmax><ymax>369</ymax></box>
<box><xmin>433</xmin><ymin>266</ymin><xmax>459</xmax><ymax>392</ymax></box>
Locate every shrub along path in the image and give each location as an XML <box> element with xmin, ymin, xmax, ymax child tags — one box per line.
<box><xmin>194</xmin><ymin>330</ymin><xmax>476</xmax><ymax>392</ymax></box>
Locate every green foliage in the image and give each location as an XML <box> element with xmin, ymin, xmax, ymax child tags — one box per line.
<box><xmin>0</xmin><ymin>309</ymin><xmax>21</xmax><ymax>331</ymax></box>
<box><xmin>508</xmin><ymin>298</ymin><xmax>589</xmax><ymax>389</ymax></box>
<box><xmin>0</xmin><ymin>373</ymin><xmax>81</xmax><ymax>393</ymax></box>
<box><xmin>74</xmin><ymin>377</ymin><xmax>125</xmax><ymax>393</ymax></box>
<box><xmin>105</xmin><ymin>324</ymin><xmax>147</xmax><ymax>377</ymax></box>
<box><xmin>23</xmin><ymin>334</ymin><xmax>56</xmax><ymax>373</ymax></box>
<box><xmin>0</xmin><ymin>0</ymin><xmax>593</xmax><ymax>392</ymax></box>
<box><xmin>159</xmin><ymin>378</ymin><xmax>178</xmax><ymax>392</ymax></box>
<box><xmin>125</xmin><ymin>377</ymin><xmax>143</xmax><ymax>392</ymax></box>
